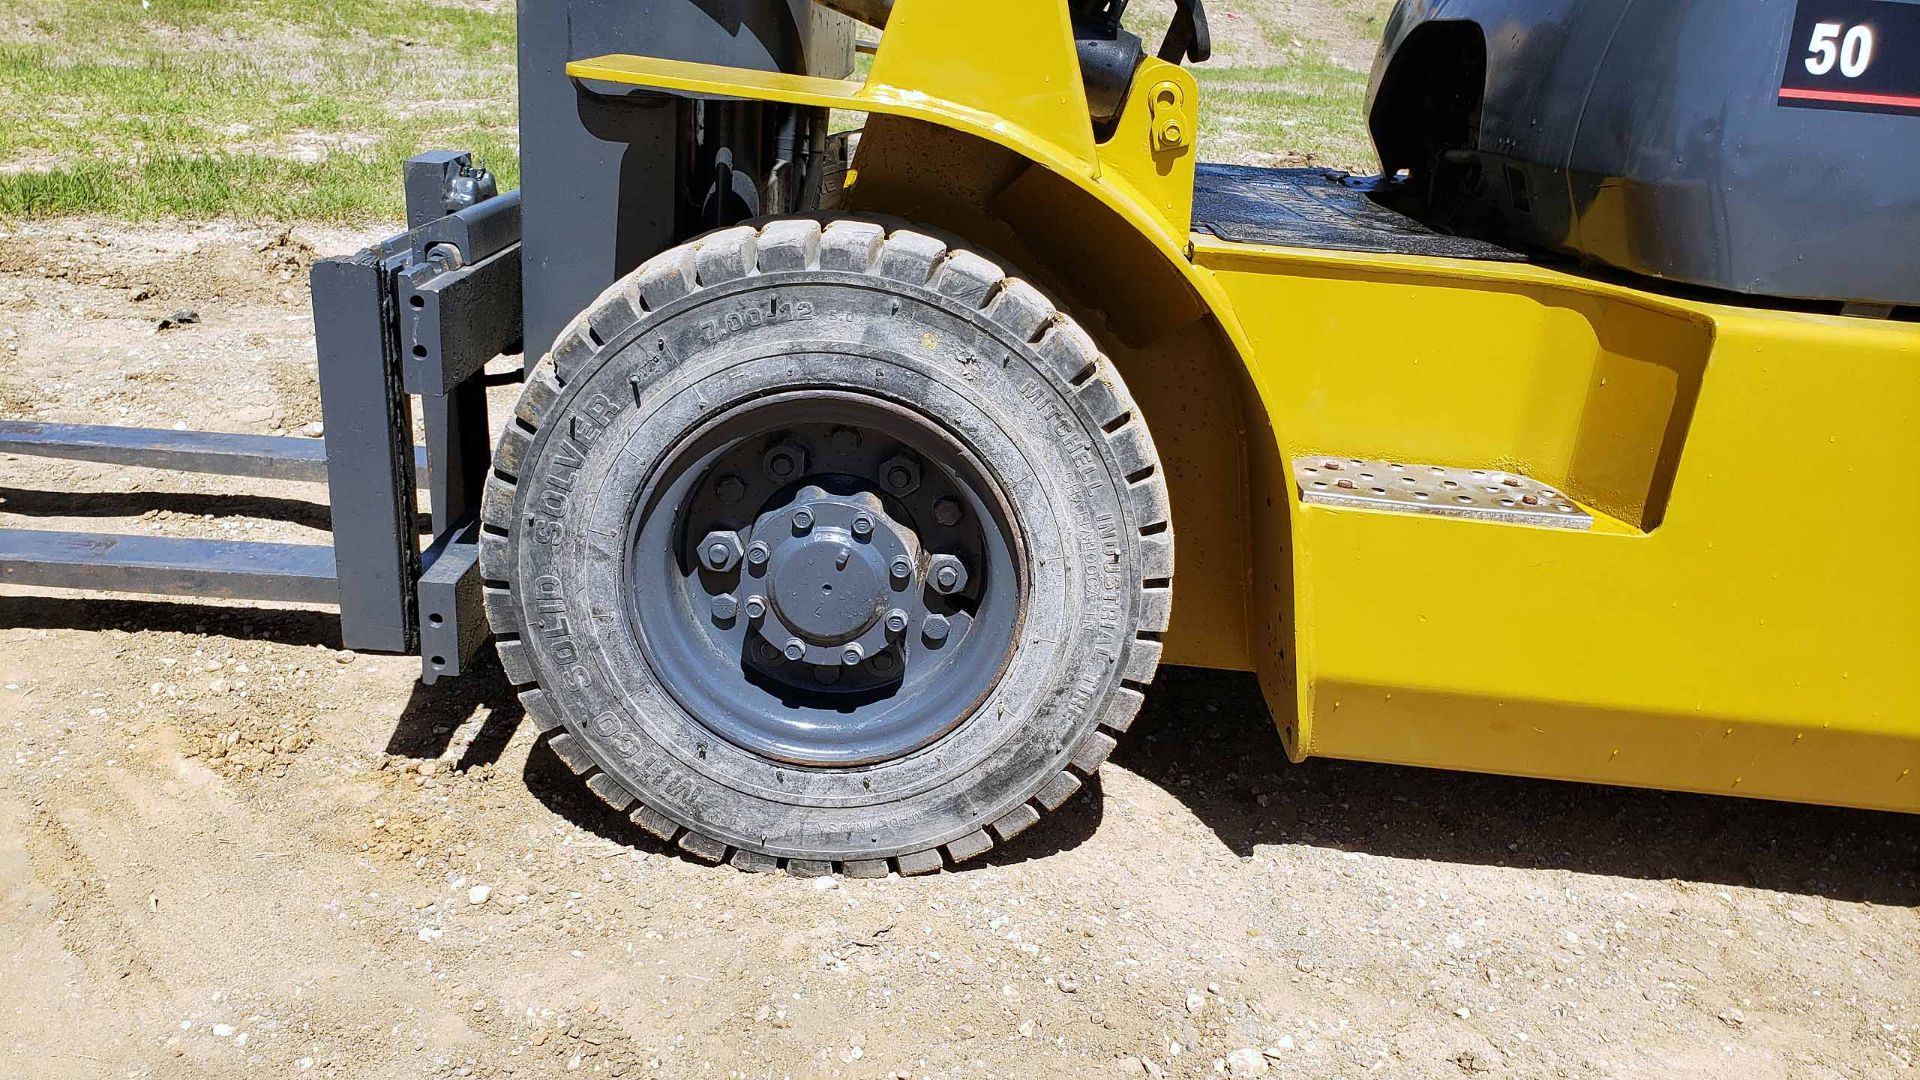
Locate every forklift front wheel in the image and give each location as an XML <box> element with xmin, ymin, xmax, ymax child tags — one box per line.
<box><xmin>480</xmin><ymin>218</ymin><xmax>1172</xmax><ymax>874</ymax></box>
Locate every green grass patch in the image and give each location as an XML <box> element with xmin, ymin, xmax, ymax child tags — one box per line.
<box><xmin>0</xmin><ymin>0</ymin><xmax>517</xmax><ymax>223</ymax></box>
<box><xmin>0</xmin><ymin>0</ymin><xmax>1380</xmax><ymax>222</ymax></box>
<box><xmin>0</xmin><ymin>129</ymin><xmax>521</xmax><ymax>220</ymax></box>
<box><xmin>1195</xmin><ymin>51</ymin><xmax>1375</xmax><ymax>170</ymax></box>
<box><xmin>1329</xmin><ymin>0</ymin><xmax>1399</xmax><ymax>47</ymax></box>
<box><xmin>1125</xmin><ymin>2</ymin><xmax>1377</xmax><ymax>170</ymax></box>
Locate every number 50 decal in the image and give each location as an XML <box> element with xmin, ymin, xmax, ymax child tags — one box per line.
<box><xmin>1779</xmin><ymin>1</ymin><xmax>1919</xmax><ymax>116</ymax></box>
<box><xmin>1804</xmin><ymin>21</ymin><xmax>1875</xmax><ymax>77</ymax></box>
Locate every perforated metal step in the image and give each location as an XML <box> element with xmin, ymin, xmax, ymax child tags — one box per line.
<box><xmin>1294</xmin><ymin>457</ymin><xmax>1592</xmax><ymax>530</ymax></box>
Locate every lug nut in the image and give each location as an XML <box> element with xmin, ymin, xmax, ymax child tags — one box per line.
<box><xmin>879</xmin><ymin>452</ymin><xmax>922</xmax><ymax>496</ymax></box>
<box><xmin>851</xmin><ymin>515</ymin><xmax>873</xmax><ymax>538</ymax></box>
<box><xmin>782</xmin><ymin>638</ymin><xmax>807</xmax><ymax>661</ymax></box>
<box><xmin>743</xmin><ymin>595</ymin><xmax>767</xmax><ymax>619</ymax></box>
<box><xmin>869</xmin><ymin>650</ymin><xmax>898</xmax><ymax>675</ymax></box>
<box><xmin>711</xmin><ymin>593</ymin><xmax>739</xmax><ymax>621</ymax></box>
<box><xmin>814</xmin><ymin>666</ymin><xmax>841</xmax><ymax>686</ymax></box>
<box><xmin>715</xmin><ymin>474</ymin><xmax>747</xmax><ymax>504</ymax></box>
<box><xmin>755</xmin><ymin>640</ymin><xmax>781</xmax><ymax>662</ymax></box>
<box><xmin>889</xmin><ymin>555</ymin><xmax>914</xmax><ymax>581</ymax></box>
<box><xmin>932</xmin><ymin>497</ymin><xmax>963</xmax><ymax>526</ymax></box>
<box><xmin>746</xmin><ymin>541</ymin><xmax>771</xmax><ymax>567</ymax></box>
<box><xmin>928</xmin><ymin>554</ymin><xmax>968</xmax><ymax>595</ymax></box>
<box><xmin>699</xmin><ymin>530</ymin><xmax>744</xmax><ymax>572</ymax></box>
<box><xmin>883</xmin><ymin>608</ymin><xmax>909</xmax><ymax>634</ymax></box>
<box><xmin>841</xmin><ymin>643</ymin><xmax>865</xmax><ymax>666</ymax></box>
<box><xmin>828</xmin><ymin>427</ymin><xmax>861</xmax><ymax>454</ymax></box>
<box><xmin>792</xmin><ymin>507</ymin><xmax>814</xmax><ymax>532</ymax></box>
<box><xmin>922</xmin><ymin>613</ymin><xmax>951</xmax><ymax>644</ymax></box>
<box><xmin>763</xmin><ymin>441</ymin><xmax>808</xmax><ymax>482</ymax></box>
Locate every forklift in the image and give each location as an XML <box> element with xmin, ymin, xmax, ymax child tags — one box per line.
<box><xmin>1</xmin><ymin>0</ymin><xmax>1914</xmax><ymax>875</ymax></box>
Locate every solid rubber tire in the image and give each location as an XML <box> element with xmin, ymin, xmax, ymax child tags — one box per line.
<box><xmin>481</xmin><ymin>217</ymin><xmax>1173</xmax><ymax>874</ymax></box>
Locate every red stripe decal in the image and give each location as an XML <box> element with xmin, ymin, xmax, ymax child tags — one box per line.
<box><xmin>1779</xmin><ymin>85</ymin><xmax>1920</xmax><ymax>108</ymax></box>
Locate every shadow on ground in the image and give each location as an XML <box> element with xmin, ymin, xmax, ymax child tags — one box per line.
<box><xmin>382</xmin><ymin>661</ymin><xmax>1912</xmax><ymax>894</ymax></box>
<box><xmin>516</xmin><ymin>728</ymin><xmax>1107</xmax><ymax>872</ymax></box>
<box><xmin>1114</xmin><ymin>667</ymin><xmax>1920</xmax><ymax>906</ymax></box>
<box><xmin>0</xmin><ymin>592</ymin><xmax>343</xmax><ymax>648</ymax></box>
<box><xmin>0</xmin><ymin>484</ymin><xmax>335</xmax><ymax>532</ymax></box>
<box><xmin>383</xmin><ymin>651</ymin><xmax>524</xmax><ymax>772</ymax></box>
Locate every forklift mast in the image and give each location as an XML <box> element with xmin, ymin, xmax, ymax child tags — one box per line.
<box><xmin>519</xmin><ymin>0</ymin><xmax>850</xmax><ymax>360</ymax></box>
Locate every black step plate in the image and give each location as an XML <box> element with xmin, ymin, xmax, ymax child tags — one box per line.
<box><xmin>1192</xmin><ymin>165</ymin><xmax>1526</xmax><ymax>261</ymax></box>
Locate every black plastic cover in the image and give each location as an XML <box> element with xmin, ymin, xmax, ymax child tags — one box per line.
<box><xmin>1368</xmin><ymin>0</ymin><xmax>1920</xmax><ymax>307</ymax></box>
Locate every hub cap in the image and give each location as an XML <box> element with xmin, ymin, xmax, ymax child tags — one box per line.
<box><xmin>625</xmin><ymin>390</ymin><xmax>1023</xmax><ymax>767</ymax></box>
<box><xmin>750</xmin><ymin>486</ymin><xmax>920</xmax><ymax>665</ymax></box>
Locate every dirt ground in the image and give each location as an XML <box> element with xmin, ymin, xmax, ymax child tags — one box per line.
<box><xmin>1</xmin><ymin>224</ymin><xmax>1916</xmax><ymax>1080</ymax></box>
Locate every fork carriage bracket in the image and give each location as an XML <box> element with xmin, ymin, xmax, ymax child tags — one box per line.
<box><xmin>0</xmin><ymin>152</ymin><xmax>521</xmax><ymax>684</ymax></box>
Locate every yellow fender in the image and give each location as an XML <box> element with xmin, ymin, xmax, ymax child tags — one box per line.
<box><xmin>570</xmin><ymin>0</ymin><xmax>1285</xmax><ymax>700</ymax></box>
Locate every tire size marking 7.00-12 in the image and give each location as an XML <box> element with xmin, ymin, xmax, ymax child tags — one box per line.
<box><xmin>1778</xmin><ymin>0</ymin><xmax>1920</xmax><ymax>116</ymax></box>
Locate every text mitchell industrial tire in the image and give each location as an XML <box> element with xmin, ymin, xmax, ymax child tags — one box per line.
<box><xmin>480</xmin><ymin>218</ymin><xmax>1172</xmax><ymax>875</ymax></box>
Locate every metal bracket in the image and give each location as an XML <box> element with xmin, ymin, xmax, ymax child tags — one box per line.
<box><xmin>404</xmin><ymin>150</ymin><xmax>500</xmax><ymax>231</ymax></box>
<box><xmin>312</xmin><ymin>247</ymin><xmax>421</xmax><ymax>652</ymax></box>
<box><xmin>395</xmin><ymin>152</ymin><xmax>521</xmax><ymax>678</ymax></box>
<box><xmin>418</xmin><ymin>517</ymin><xmax>486</xmax><ymax>684</ymax></box>
<box><xmin>399</xmin><ymin>243</ymin><xmax>524</xmax><ymax>396</ymax></box>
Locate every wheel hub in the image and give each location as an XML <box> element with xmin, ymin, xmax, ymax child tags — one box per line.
<box><xmin>629</xmin><ymin>393</ymin><xmax>1022</xmax><ymax>767</ymax></box>
<box><xmin>749</xmin><ymin>487</ymin><xmax>919</xmax><ymax>665</ymax></box>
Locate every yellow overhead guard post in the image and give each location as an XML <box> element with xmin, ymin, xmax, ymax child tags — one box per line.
<box><xmin>571</xmin><ymin>0</ymin><xmax>1920</xmax><ymax>814</ymax></box>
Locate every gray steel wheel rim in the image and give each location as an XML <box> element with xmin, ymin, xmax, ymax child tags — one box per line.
<box><xmin>624</xmin><ymin>385</ymin><xmax>1025</xmax><ymax>768</ymax></box>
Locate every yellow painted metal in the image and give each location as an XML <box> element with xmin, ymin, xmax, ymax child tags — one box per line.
<box><xmin>567</xmin><ymin>0</ymin><xmax>1920</xmax><ymax>814</ymax></box>
<box><xmin>1095</xmin><ymin>59</ymin><xmax>1198</xmax><ymax>236</ymax></box>
<box><xmin>1196</xmin><ymin>237</ymin><xmax>1920</xmax><ymax>813</ymax></box>
<box><xmin>565</xmin><ymin>1</ymin><xmax>1203</xmax><ymax>252</ymax></box>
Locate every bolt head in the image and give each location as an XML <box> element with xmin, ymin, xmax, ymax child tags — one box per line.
<box><xmin>883</xmin><ymin>608</ymin><xmax>909</xmax><ymax>634</ymax></box>
<box><xmin>699</xmin><ymin>530</ymin><xmax>744</xmax><ymax>572</ymax></box>
<box><xmin>792</xmin><ymin>507</ymin><xmax>814</xmax><ymax>532</ymax></box>
<box><xmin>840</xmin><ymin>643</ymin><xmax>865</xmax><ymax>666</ymax></box>
<box><xmin>851</xmin><ymin>515</ymin><xmax>874</xmax><ymax>538</ymax></box>
<box><xmin>828</xmin><ymin>427</ymin><xmax>861</xmax><ymax>454</ymax></box>
<box><xmin>743</xmin><ymin>595</ymin><xmax>767</xmax><ymax>619</ymax></box>
<box><xmin>710</xmin><ymin>593</ymin><xmax>739</xmax><ymax>621</ymax></box>
<box><xmin>425</xmin><ymin>242</ymin><xmax>464</xmax><ymax>271</ymax></box>
<box><xmin>879</xmin><ymin>452</ymin><xmax>922</xmax><ymax>496</ymax></box>
<box><xmin>889</xmin><ymin>555</ymin><xmax>914</xmax><ymax>581</ymax></box>
<box><xmin>922</xmin><ymin>613</ymin><xmax>951</xmax><ymax>644</ymax></box>
<box><xmin>746</xmin><ymin>541</ymin><xmax>771</xmax><ymax>567</ymax></box>
<box><xmin>932</xmin><ymin>497</ymin><xmax>963</xmax><ymax>527</ymax></box>
<box><xmin>782</xmin><ymin>638</ymin><xmax>807</xmax><ymax>661</ymax></box>
<box><xmin>763</xmin><ymin>441</ymin><xmax>809</xmax><ymax>482</ymax></box>
<box><xmin>928</xmin><ymin>554</ymin><xmax>968</xmax><ymax>595</ymax></box>
<box><xmin>715</xmin><ymin>474</ymin><xmax>747</xmax><ymax>504</ymax></box>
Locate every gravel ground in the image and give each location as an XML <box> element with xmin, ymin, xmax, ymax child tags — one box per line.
<box><xmin>1</xmin><ymin>224</ymin><xmax>1915</xmax><ymax>1080</ymax></box>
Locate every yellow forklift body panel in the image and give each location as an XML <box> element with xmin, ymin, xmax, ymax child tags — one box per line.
<box><xmin>1199</xmin><ymin>239</ymin><xmax>1920</xmax><ymax>812</ymax></box>
<box><xmin>569</xmin><ymin>0</ymin><xmax>1920</xmax><ymax>815</ymax></box>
